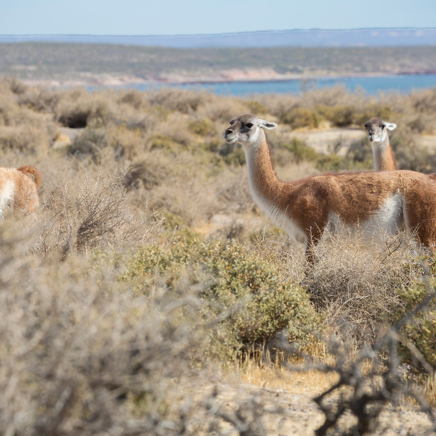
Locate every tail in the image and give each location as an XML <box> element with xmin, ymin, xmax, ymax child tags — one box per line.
<box><xmin>17</xmin><ymin>165</ymin><xmax>42</xmax><ymax>188</ymax></box>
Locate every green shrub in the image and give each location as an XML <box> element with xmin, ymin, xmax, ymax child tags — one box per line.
<box><xmin>160</xmin><ymin>210</ymin><xmax>202</xmax><ymax>244</ymax></box>
<box><xmin>246</xmin><ymin>100</ymin><xmax>267</xmax><ymax>116</ymax></box>
<box><xmin>282</xmin><ymin>138</ymin><xmax>348</xmax><ymax>171</ymax></box>
<box><xmin>354</xmin><ymin>104</ymin><xmax>395</xmax><ymax>127</ymax></box>
<box><xmin>315</xmin><ymin>154</ymin><xmax>347</xmax><ymax>172</ymax></box>
<box><xmin>346</xmin><ymin>137</ymin><xmax>374</xmax><ymax>168</ymax></box>
<box><xmin>282</xmin><ymin>138</ymin><xmax>320</xmax><ymax>163</ymax></box>
<box><xmin>317</xmin><ymin>105</ymin><xmax>354</xmax><ymax>127</ymax></box>
<box><xmin>393</xmin><ymin>281</ymin><xmax>436</xmax><ymax>367</ymax></box>
<box><xmin>162</xmin><ymin>209</ymin><xmax>186</xmax><ymax>231</ymax></box>
<box><xmin>188</xmin><ymin>119</ymin><xmax>214</xmax><ymax>136</ymax></box>
<box><xmin>202</xmin><ymin>137</ymin><xmax>221</xmax><ymax>153</ymax></box>
<box><xmin>124</xmin><ymin>239</ymin><xmax>323</xmax><ymax>361</ymax></box>
<box><xmin>281</xmin><ymin>107</ymin><xmax>321</xmax><ymax>129</ymax></box>
<box><xmin>150</xmin><ymin>133</ymin><xmax>177</xmax><ymax>151</ymax></box>
<box><xmin>223</xmin><ymin>146</ymin><xmax>246</xmax><ymax>166</ymax></box>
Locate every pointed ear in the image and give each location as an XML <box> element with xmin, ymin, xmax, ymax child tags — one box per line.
<box><xmin>385</xmin><ymin>122</ymin><xmax>397</xmax><ymax>131</ymax></box>
<box><xmin>258</xmin><ymin>119</ymin><xmax>277</xmax><ymax>130</ymax></box>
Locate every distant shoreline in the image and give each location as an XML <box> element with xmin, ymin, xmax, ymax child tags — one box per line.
<box><xmin>20</xmin><ymin>70</ymin><xmax>436</xmax><ymax>88</ymax></box>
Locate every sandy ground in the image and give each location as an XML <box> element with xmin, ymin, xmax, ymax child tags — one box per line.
<box><xmin>194</xmin><ymin>379</ymin><xmax>435</xmax><ymax>435</ymax></box>
<box><xmin>418</xmin><ymin>134</ymin><xmax>436</xmax><ymax>152</ymax></box>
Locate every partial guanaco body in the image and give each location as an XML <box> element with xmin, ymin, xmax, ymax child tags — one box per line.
<box><xmin>364</xmin><ymin>117</ymin><xmax>436</xmax><ymax>181</ymax></box>
<box><xmin>0</xmin><ymin>165</ymin><xmax>42</xmax><ymax>218</ymax></box>
<box><xmin>364</xmin><ymin>117</ymin><xmax>397</xmax><ymax>171</ymax></box>
<box><xmin>225</xmin><ymin>113</ymin><xmax>436</xmax><ymax>263</ymax></box>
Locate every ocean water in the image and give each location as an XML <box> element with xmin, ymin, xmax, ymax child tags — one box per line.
<box><xmin>128</xmin><ymin>74</ymin><xmax>436</xmax><ymax>96</ymax></box>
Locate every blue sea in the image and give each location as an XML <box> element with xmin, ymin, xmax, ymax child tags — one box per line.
<box><xmin>127</xmin><ymin>74</ymin><xmax>436</xmax><ymax>96</ymax></box>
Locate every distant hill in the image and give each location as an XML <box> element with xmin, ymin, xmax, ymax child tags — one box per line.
<box><xmin>1</xmin><ymin>28</ymin><xmax>436</xmax><ymax>48</ymax></box>
<box><xmin>1</xmin><ymin>43</ymin><xmax>436</xmax><ymax>86</ymax></box>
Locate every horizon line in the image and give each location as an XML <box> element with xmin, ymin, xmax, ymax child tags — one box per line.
<box><xmin>1</xmin><ymin>27</ymin><xmax>436</xmax><ymax>39</ymax></box>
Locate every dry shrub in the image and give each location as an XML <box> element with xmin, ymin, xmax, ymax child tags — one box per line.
<box><xmin>390</xmin><ymin>126</ymin><xmax>436</xmax><ymax>173</ymax></box>
<box><xmin>17</xmin><ymin>86</ymin><xmax>61</xmax><ymax>113</ymax></box>
<box><xmin>124</xmin><ymin>161</ymin><xmax>164</xmax><ymax>191</ymax></box>
<box><xmin>69</xmin><ymin>128</ymin><xmax>106</xmax><ymax>161</ymax></box>
<box><xmin>127</xmin><ymin>149</ymin><xmax>225</xmax><ymax>226</ymax></box>
<box><xmin>2</xmin><ymin>76</ymin><xmax>28</xmax><ymax>95</ymax></box>
<box><xmin>300</xmin><ymin>294</ymin><xmax>436</xmax><ymax>436</ymax></box>
<box><xmin>146</xmin><ymin>87</ymin><xmax>209</xmax><ymax>114</ymax></box>
<box><xmin>0</xmin><ymin>217</ymin><xmax>296</xmax><ymax>435</ymax></box>
<box><xmin>124</xmin><ymin>149</ymin><xmax>174</xmax><ymax>193</ymax></box>
<box><xmin>198</xmin><ymin>97</ymin><xmax>249</xmax><ymax>123</ymax></box>
<box><xmin>117</xmin><ymin>88</ymin><xmax>147</xmax><ymax>110</ymax></box>
<box><xmin>70</xmin><ymin>125</ymin><xmax>149</xmax><ymax>161</ymax></box>
<box><xmin>303</xmin><ymin>85</ymin><xmax>366</xmax><ymax>108</ymax></box>
<box><xmin>120</xmin><ymin>112</ymin><xmax>156</xmax><ymax>131</ymax></box>
<box><xmin>34</xmin><ymin>171</ymin><xmax>160</xmax><ymax>260</ymax></box>
<box><xmin>0</xmin><ymin>125</ymin><xmax>50</xmax><ymax>152</ymax></box>
<box><xmin>105</xmin><ymin>124</ymin><xmax>146</xmax><ymax>159</ymax></box>
<box><xmin>154</xmin><ymin>112</ymin><xmax>196</xmax><ymax>147</ymax></box>
<box><xmin>304</xmin><ymin>229</ymin><xmax>423</xmax><ymax>343</ymax></box>
<box><xmin>0</xmin><ymin>225</ymin><xmax>207</xmax><ymax>435</ymax></box>
<box><xmin>280</xmin><ymin>107</ymin><xmax>321</xmax><ymax>129</ymax></box>
<box><xmin>56</xmin><ymin>89</ymin><xmax>116</xmax><ymax>128</ymax></box>
<box><xmin>215</xmin><ymin>167</ymin><xmax>254</xmax><ymax>214</ymax></box>
<box><xmin>410</xmin><ymin>88</ymin><xmax>436</xmax><ymax>115</ymax></box>
<box><xmin>0</xmin><ymin>94</ymin><xmax>20</xmax><ymax>127</ymax></box>
<box><xmin>0</xmin><ymin>93</ymin><xmax>50</xmax><ymax>129</ymax></box>
<box><xmin>317</xmin><ymin>105</ymin><xmax>355</xmax><ymax>127</ymax></box>
<box><xmin>146</xmin><ymin>177</ymin><xmax>218</xmax><ymax>226</ymax></box>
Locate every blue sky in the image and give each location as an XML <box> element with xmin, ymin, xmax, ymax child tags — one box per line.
<box><xmin>1</xmin><ymin>0</ymin><xmax>435</xmax><ymax>35</ymax></box>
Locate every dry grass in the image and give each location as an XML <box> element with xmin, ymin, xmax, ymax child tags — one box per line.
<box><xmin>0</xmin><ymin>224</ymin><xmax>222</xmax><ymax>435</ymax></box>
<box><xmin>305</xmin><ymin>229</ymin><xmax>424</xmax><ymax>343</ymax></box>
<box><xmin>33</xmin><ymin>171</ymin><xmax>160</xmax><ymax>260</ymax></box>
<box><xmin>239</xmin><ymin>356</ymin><xmax>339</xmax><ymax>397</ymax></box>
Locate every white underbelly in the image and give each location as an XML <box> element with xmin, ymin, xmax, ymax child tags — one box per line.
<box><xmin>328</xmin><ymin>193</ymin><xmax>404</xmax><ymax>240</ymax></box>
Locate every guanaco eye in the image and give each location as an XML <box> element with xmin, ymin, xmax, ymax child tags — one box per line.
<box><xmin>380</xmin><ymin>124</ymin><xmax>385</xmax><ymax>129</ymax></box>
<box><xmin>246</xmin><ymin>123</ymin><xmax>254</xmax><ymax>128</ymax></box>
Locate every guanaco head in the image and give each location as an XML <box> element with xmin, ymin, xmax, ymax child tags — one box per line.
<box><xmin>364</xmin><ymin>117</ymin><xmax>396</xmax><ymax>144</ymax></box>
<box><xmin>224</xmin><ymin>113</ymin><xmax>277</xmax><ymax>146</ymax></box>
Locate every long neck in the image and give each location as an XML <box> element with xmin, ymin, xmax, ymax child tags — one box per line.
<box><xmin>372</xmin><ymin>133</ymin><xmax>397</xmax><ymax>171</ymax></box>
<box><xmin>243</xmin><ymin>130</ymin><xmax>288</xmax><ymax>216</ymax></box>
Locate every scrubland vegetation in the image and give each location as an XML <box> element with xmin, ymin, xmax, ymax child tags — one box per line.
<box><xmin>2</xmin><ymin>77</ymin><xmax>436</xmax><ymax>434</ymax></box>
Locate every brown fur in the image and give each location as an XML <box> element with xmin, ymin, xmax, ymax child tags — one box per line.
<box><xmin>0</xmin><ymin>166</ymin><xmax>42</xmax><ymax>215</ymax></box>
<box><xmin>225</xmin><ymin>114</ymin><xmax>436</xmax><ymax>262</ymax></box>
<box><xmin>17</xmin><ymin>165</ymin><xmax>42</xmax><ymax>188</ymax></box>
<box><xmin>376</xmin><ymin>144</ymin><xmax>397</xmax><ymax>171</ymax></box>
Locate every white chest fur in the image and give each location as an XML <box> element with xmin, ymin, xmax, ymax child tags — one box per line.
<box><xmin>0</xmin><ymin>180</ymin><xmax>15</xmax><ymax>219</ymax></box>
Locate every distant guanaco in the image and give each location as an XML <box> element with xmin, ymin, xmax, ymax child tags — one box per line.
<box><xmin>0</xmin><ymin>165</ymin><xmax>42</xmax><ymax>217</ymax></box>
<box><xmin>364</xmin><ymin>117</ymin><xmax>397</xmax><ymax>171</ymax></box>
<box><xmin>224</xmin><ymin>113</ymin><xmax>436</xmax><ymax>263</ymax></box>
<box><xmin>364</xmin><ymin>117</ymin><xmax>436</xmax><ymax>181</ymax></box>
